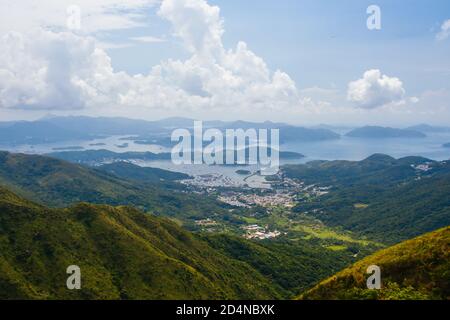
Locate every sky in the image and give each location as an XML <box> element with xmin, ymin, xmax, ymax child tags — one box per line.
<box><xmin>0</xmin><ymin>0</ymin><xmax>449</xmax><ymax>126</ymax></box>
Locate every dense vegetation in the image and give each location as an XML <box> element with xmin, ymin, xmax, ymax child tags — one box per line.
<box><xmin>202</xmin><ymin>234</ymin><xmax>355</xmax><ymax>297</ymax></box>
<box><xmin>299</xmin><ymin>227</ymin><xmax>450</xmax><ymax>300</ymax></box>
<box><xmin>0</xmin><ymin>186</ymin><xmax>281</xmax><ymax>299</ymax></box>
<box><xmin>0</xmin><ymin>185</ymin><xmax>360</xmax><ymax>299</ymax></box>
<box><xmin>98</xmin><ymin>162</ymin><xmax>191</xmax><ymax>183</ymax></box>
<box><xmin>0</xmin><ymin>151</ymin><xmax>225</xmax><ymax>222</ymax></box>
<box><xmin>285</xmin><ymin>155</ymin><xmax>450</xmax><ymax>243</ymax></box>
<box><xmin>284</xmin><ymin>154</ymin><xmax>433</xmax><ymax>187</ymax></box>
<box><xmin>0</xmin><ymin>149</ymin><xmax>448</xmax><ymax>300</ymax></box>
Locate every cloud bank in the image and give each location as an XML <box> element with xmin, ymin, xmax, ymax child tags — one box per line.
<box><xmin>0</xmin><ymin>0</ymin><xmax>302</xmax><ymax>113</ymax></box>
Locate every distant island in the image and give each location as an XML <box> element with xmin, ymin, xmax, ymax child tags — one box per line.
<box><xmin>406</xmin><ymin>124</ymin><xmax>450</xmax><ymax>133</ymax></box>
<box><xmin>346</xmin><ymin>126</ymin><xmax>426</xmax><ymax>139</ymax></box>
<box><xmin>443</xmin><ymin>143</ymin><xmax>450</xmax><ymax>148</ymax></box>
<box><xmin>47</xmin><ymin>148</ymin><xmax>304</xmax><ymax>166</ymax></box>
<box><xmin>115</xmin><ymin>143</ymin><xmax>129</xmax><ymax>149</ymax></box>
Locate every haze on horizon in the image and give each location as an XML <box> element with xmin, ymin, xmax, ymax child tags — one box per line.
<box><xmin>0</xmin><ymin>0</ymin><xmax>449</xmax><ymax>127</ymax></box>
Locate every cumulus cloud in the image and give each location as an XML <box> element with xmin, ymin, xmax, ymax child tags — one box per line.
<box><xmin>436</xmin><ymin>19</ymin><xmax>450</xmax><ymax>41</ymax></box>
<box><xmin>159</xmin><ymin>0</ymin><xmax>224</xmax><ymax>55</ymax></box>
<box><xmin>0</xmin><ymin>31</ymin><xmax>94</xmax><ymax>109</ymax></box>
<box><xmin>0</xmin><ymin>0</ymin><xmax>303</xmax><ymax>113</ymax></box>
<box><xmin>436</xmin><ymin>19</ymin><xmax>450</xmax><ymax>40</ymax></box>
<box><xmin>347</xmin><ymin>69</ymin><xmax>406</xmax><ymax>109</ymax></box>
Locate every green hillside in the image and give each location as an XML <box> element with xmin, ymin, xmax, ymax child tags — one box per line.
<box><xmin>202</xmin><ymin>234</ymin><xmax>354</xmax><ymax>297</ymax></box>
<box><xmin>0</xmin><ymin>185</ymin><xmax>360</xmax><ymax>300</ymax></box>
<box><xmin>0</xmin><ymin>151</ymin><xmax>225</xmax><ymax>222</ymax></box>
<box><xmin>299</xmin><ymin>227</ymin><xmax>450</xmax><ymax>300</ymax></box>
<box><xmin>98</xmin><ymin>162</ymin><xmax>191</xmax><ymax>183</ymax></box>
<box><xmin>0</xmin><ymin>186</ymin><xmax>281</xmax><ymax>300</ymax></box>
<box><xmin>285</xmin><ymin>155</ymin><xmax>450</xmax><ymax>243</ymax></box>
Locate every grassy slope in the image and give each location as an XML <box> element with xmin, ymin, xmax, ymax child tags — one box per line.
<box><xmin>299</xmin><ymin>227</ymin><xmax>450</xmax><ymax>300</ymax></box>
<box><xmin>0</xmin><ymin>186</ymin><xmax>281</xmax><ymax>300</ymax></box>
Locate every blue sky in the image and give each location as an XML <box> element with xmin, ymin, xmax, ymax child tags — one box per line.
<box><xmin>109</xmin><ymin>0</ymin><xmax>450</xmax><ymax>92</ymax></box>
<box><xmin>0</xmin><ymin>0</ymin><xmax>449</xmax><ymax>125</ymax></box>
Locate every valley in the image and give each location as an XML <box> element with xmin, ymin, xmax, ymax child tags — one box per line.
<box><xmin>1</xmin><ymin>0</ymin><xmax>449</xmax><ymax>304</ymax></box>
<box><xmin>0</xmin><ymin>118</ymin><xmax>449</xmax><ymax>300</ymax></box>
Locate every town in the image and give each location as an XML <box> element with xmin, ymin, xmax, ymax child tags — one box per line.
<box><xmin>189</xmin><ymin>169</ymin><xmax>333</xmax><ymax>240</ymax></box>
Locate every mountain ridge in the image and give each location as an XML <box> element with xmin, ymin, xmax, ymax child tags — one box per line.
<box><xmin>0</xmin><ymin>185</ymin><xmax>281</xmax><ymax>299</ymax></box>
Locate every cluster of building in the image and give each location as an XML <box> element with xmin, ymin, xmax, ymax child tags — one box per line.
<box><xmin>411</xmin><ymin>163</ymin><xmax>433</xmax><ymax>172</ymax></box>
<box><xmin>242</xmin><ymin>192</ymin><xmax>295</xmax><ymax>208</ymax></box>
<box><xmin>182</xmin><ymin>173</ymin><xmax>242</xmax><ymax>188</ymax></box>
<box><xmin>242</xmin><ymin>225</ymin><xmax>282</xmax><ymax>240</ymax></box>
<box><xmin>217</xmin><ymin>195</ymin><xmax>251</xmax><ymax>208</ymax></box>
<box><xmin>218</xmin><ymin>191</ymin><xmax>295</xmax><ymax>208</ymax></box>
<box><xmin>195</xmin><ymin>218</ymin><xmax>218</xmax><ymax>227</ymax></box>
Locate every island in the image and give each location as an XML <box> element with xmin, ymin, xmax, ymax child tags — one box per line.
<box><xmin>89</xmin><ymin>142</ymin><xmax>107</xmax><ymax>147</ymax></box>
<box><xmin>115</xmin><ymin>143</ymin><xmax>129</xmax><ymax>149</ymax></box>
<box><xmin>346</xmin><ymin>126</ymin><xmax>426</xmax><ymax>139</ymax></box>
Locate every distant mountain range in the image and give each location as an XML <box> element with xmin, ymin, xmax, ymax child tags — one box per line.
<box><xmin>2</xmin><ymin>116</ymin><xmax>450</xmax><ymax>147</ymax></box>
<box><xmin>406</xmin><ymin>124</ymin><xmax>450</xmax><ymax>133</ymax></box>
<box><xmin>346</xmin><ymin>126</ymin><xmax>426</xmax><ymax>139</ymax></box>
<box><xmin>0</xmin><ymin>121</ymin><xmax>93</xmax><ymax>145</ymax></box>
<box><xmin>0</xmin><ymin>116</ymin><xmax>341</xmax><ymax>146</ymax></box>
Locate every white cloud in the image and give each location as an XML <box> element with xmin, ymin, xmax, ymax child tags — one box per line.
<box><xmin>131</xmin><ymin>36</ymin><xmax>166</xmax><ymax>43</ymax></box>
<box><xmin>0</xmin><ymin>31</ymin><xmax>93</xmax><ymax>109</ymax></box>
<box><xmin>96</xmin><ymin>42</ymin><xmax>134</xmax><ymax>50</ymax></box>
<box><xmin>158</xmin><ymin>0</ymin><xmax>224</xmax><ymax>55</ymax></box>
<box><xmin>347</xmin><ymin>69</ymin><xmax>406</xmax><ymax>109</ymax></box>
<box><xmin>436</xmin><ymin>19</ymin><xmax>450</xmax><ymax>41</ymax></box>
<box><xmin>0</xmin><ymin>0</ymin><xmax>158</xmax><ymax>35</ymax></box>
<box><xmin>409</xmin><ymin>96</ymin><xmax>420</xmax><ymax>104</ymax></box>
<box><xmin>0</xmin><ymin>0</ymin><xmax>305</xmax><ymax>114</ymax></box>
